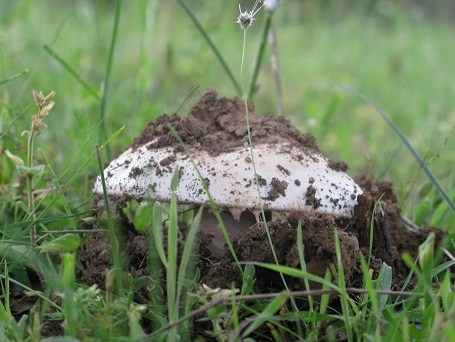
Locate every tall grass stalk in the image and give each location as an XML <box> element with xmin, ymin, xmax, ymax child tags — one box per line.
<box><xmin>248</xmin><ymin>11</ymin><xmax>273</xmax><ymax>99</ymax></box>
<box><xmin>99</xmin><ymin>0</ymin><xmax>123</xmax><ymax>161</ymax></box>
<box><xmin>43</xmin><ymin>45</ymin><xmax>100</xmax><ymax>100</ymax></box>
<box><xmin>0</xmin><ymin>69</ymin><xmax>29</xmax><ymax>86</ymax></box>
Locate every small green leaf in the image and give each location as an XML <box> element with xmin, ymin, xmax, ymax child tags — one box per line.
<box><xmin>17</xmin><ymin>165</ymin><xmax>45</xmax><ymax>177</ymax></box>
<box><xmin>207</xmin><ymin>303</ymin><xmax>228</xmax><ymax>320</ymax></box>
<box><xmin>37</xmin><ymin>234</ymin><xmax>83</xmax><ymax>253</ymax></box>
<box><xmin>372</xmin><ymin>263</ymin><xmax>392</xmax><ymax>315</ymax></box>
<box><xmin>418</xmin><ymin>232</ymin><xmax>435</xmax><ymax>279</ymax></box>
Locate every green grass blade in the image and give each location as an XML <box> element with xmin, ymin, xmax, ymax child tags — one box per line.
<box><xmin>43</xmin><ymin>45</ymin><xmax>100</xmax><ymax>100</ymax></box>
<box><xmin>177</xmin><ymin>0</ymin><xmax>241</xmax><ymax>95</ymax></box>
<box><xmin>319</xmin><ymin>93</ymin><xmax>341</xmax><ymax>138</ymax></box>
<box><xmin>38</xmin><ymin>149</ymin><xmax>74</xmax><ymax>221</ymax></box>
<box><xmin>248</xmin><ymin>12</ymin><xmax>273</xmax><ymax>99</ymax></box>
<box><xmin>338</xmin><ymin>84</ymin><xmax>455</xmax><ymax>215</ymax></box>
<box><xmin>297</xmin><ymin>220</ymin><xmax>314</xmax><ymax>312</ymax></box>
<box><xmin>167</xmin><ymin>168</ymin><xmax>179</xmax><ymax>341</ymax></box>
<box><xmin>241</xmin><ymin>292</ymin><xmax>287</xmax><ymax>339</ymax></box>
<box><xmin>0</xmin><ymin>68</ymin><xmax>29</xmax><ymax>86</ymax></box>
<box><xmin>99</xmin><ymin>0</ymin><xmax>124</xmax><ymax>160</ymax></box>
<box><xmin>250</xmin><ymin>262</ymin><xmax>339</xmax><ymax>291</ymax></box>
<box><xmin>176</xmin><ymin>205</ymin><xmax>203</xmax><ymax>302</ymax></box>
<box><xmin>360</xmin><ymin>254</ymin><xmax>380</xmax><ymax>337</ymax></box>
<box><xmin>149</xmin><ymin>202</ymin><xmax>167</xmax><ymax>335</ymax></box>
<box><xmin>2</xmin><ymin>211</ymin><xmax>90</xmax><ymax>233</ymax></box>
<box><xmin>375</xmin><ymin>263</ymin><xmax>392</xmax><ymax>314</ymax></box>
<box><xmin>0</xmin><ymin>242</ymin><xmax>60</xmax><ymax>292</ymax></box>
<box><xmin>29</xmin><ymin>125</ymin><xmax>124</xmax><ymax>226</ymax></box>
<box><xmin>152</xmin><ymin>202</ymin><xmax>168</xmax><ymax>268</ymax></box>
<box><xmin>175</xmin><ymin>205</ymin><xmax>203</xmax><ymax>339</ymax></box>
<box><xmin>319</xmin><ymin>270</ymin><xmax>332</xmax><ymax>315</ymax></box>
<box><xmin>61</xmin><ymin>253</ymin><xmax>78</xmax><ymax>337</ymax></box>
<box><xmin>368</xmin><ymin>194</ymin><xmax>385</xmax><ymax>266</ymax></box>
<box><xmin>96</xmin><ymin>145</ymin><xmax>124</xmax><ymax>295</ymax></box>
<box><xmin>0</xmin><ymin>271</ymin><xmax>60</xmax><ymax>311</ymax></box>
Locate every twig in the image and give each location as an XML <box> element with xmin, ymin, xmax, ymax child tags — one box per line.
<box><xmin>442</xmin><ymin>248</ymin><xmax>455</xmax><ymax>261</ymax></box>
<box><xmin>401</xmin><ymin>215</ymin><xmax>419</xmax><ymax>231</ymax></box>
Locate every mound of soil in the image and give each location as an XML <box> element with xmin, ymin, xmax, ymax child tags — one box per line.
<box><xmin>81</xmin><ymin>89</ymin><xmax>446</xmax><ymax>314</ymax></box>
<box><xmin>131</xmin><ymin>88</ymin><xmax>320</xmax><ymax>159</ymax></box>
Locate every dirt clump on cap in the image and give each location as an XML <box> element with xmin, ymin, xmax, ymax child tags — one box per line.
<box><xmin>131</xmin><ymin>88</ymin><xmax>319</xmax><ymax>158</ymax></box>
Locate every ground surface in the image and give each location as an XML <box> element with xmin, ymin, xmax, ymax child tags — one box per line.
<box><xmin>81</xmin><ymin>89</ymin><xmax>445</xmax><ymax>321</ymax></box>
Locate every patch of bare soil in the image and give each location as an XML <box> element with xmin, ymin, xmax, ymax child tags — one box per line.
<box><xmin>81</xmin><ymin>89</ymin><xmax>447</xmax><ymax>337</ymax></box>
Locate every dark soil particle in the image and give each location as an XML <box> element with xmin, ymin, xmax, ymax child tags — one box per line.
<box><xmin>82</xmin><ymin>89</ymin><xmax>449</xmax><ymax>338</ymax></box>
<box><xmin>264</xmin><ymin>177</ymin><xmax>288</xmax><ymax>200</ymax></box>
<box><xmin>305</xmin><ymin>184</ymin><xmax>322</xmax><ymax>209</ymax></box>
<box><xmin>327</xmin><ymin>159</ymin><xmax>349</xmax><ymax>172</ymax></box>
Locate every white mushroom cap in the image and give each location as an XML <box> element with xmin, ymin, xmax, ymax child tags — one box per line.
<box><xmin>94</xmin><ymin>138</ymin><xmax>362</xmax><ymax>218</ymax></box>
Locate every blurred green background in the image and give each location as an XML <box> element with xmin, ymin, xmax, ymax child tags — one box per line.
<box><xmin>1</xmin><ymin>0</ymin><xmax>454</xmax><ymax>226</ymax></box>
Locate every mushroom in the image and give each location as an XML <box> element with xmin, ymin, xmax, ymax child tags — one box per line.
<box><xmin>93</xmin><ymin>139</ymin><xmax>361</xmax><ymax>218</ymax></box>
<box><xmin>93</xmin><ymin>89</ymin><xmax>362</xmax><ymax>254</ymax></box>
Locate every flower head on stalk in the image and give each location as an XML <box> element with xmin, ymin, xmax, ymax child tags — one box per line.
<box><xmin>236</xmin><ymin>0</ymin><xmax>267</xmax><ymax>30</ymax></box>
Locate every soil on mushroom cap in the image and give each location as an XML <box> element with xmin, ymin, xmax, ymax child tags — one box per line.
<box><xmin>131</xmin><ymin>88</ymin><xmax>320</xmax><ymax>159</ymax></box>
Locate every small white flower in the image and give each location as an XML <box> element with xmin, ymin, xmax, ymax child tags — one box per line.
<box><xmin>236</xmin><ymin>0</ymin><xmax>267</xmax><ymax>29</ymax></box>
<box><xmin>265</xmin><ymin>0</ymin><xmax>281</xmax><ymax>11</ymax></box>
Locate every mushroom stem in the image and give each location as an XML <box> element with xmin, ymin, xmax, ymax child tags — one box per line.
<box><xmin>198</xmin><ymin>208</ymin><xmax>256</xmax><ymax>257</ymax></box>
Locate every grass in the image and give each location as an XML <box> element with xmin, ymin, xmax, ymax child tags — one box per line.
<box><xmin>1</xmin><ymin>0</ymin><xmax>455</xmax><ymax>340</ymax></box>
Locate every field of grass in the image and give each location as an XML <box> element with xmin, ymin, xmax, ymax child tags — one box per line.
<box><xmin>1</xmin><ymin>1</ymin><xmax>454</xmax><ymax>341</ymax></box>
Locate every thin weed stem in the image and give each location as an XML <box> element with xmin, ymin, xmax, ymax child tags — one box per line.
<box><xmin>240</xmin><ymin>26</ymin><xmax>302</xmax><ymax>333</ymax></box>
<box><xmin>0</xmin><ymin>68</ymin><xmax>29</xmax><ymax>86</ymax></box>
<box><xmin>240</xmin><ymin>23</ymin><xmax>297</xmax><ymax>318</ymax></box>
<box><xmin>26</xmin><ymin>130</ymin><xmax>36</xmax><ymax>243</ymax></box>
<box><xmin>240</xmin><ymin>26</ymin><xmax>279</xmax><ymax>279</ymax></box>
<box><xmin>339</xmin><ymin>84</ymin><xmax>455</xmax><ymax>215</ymax></box>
